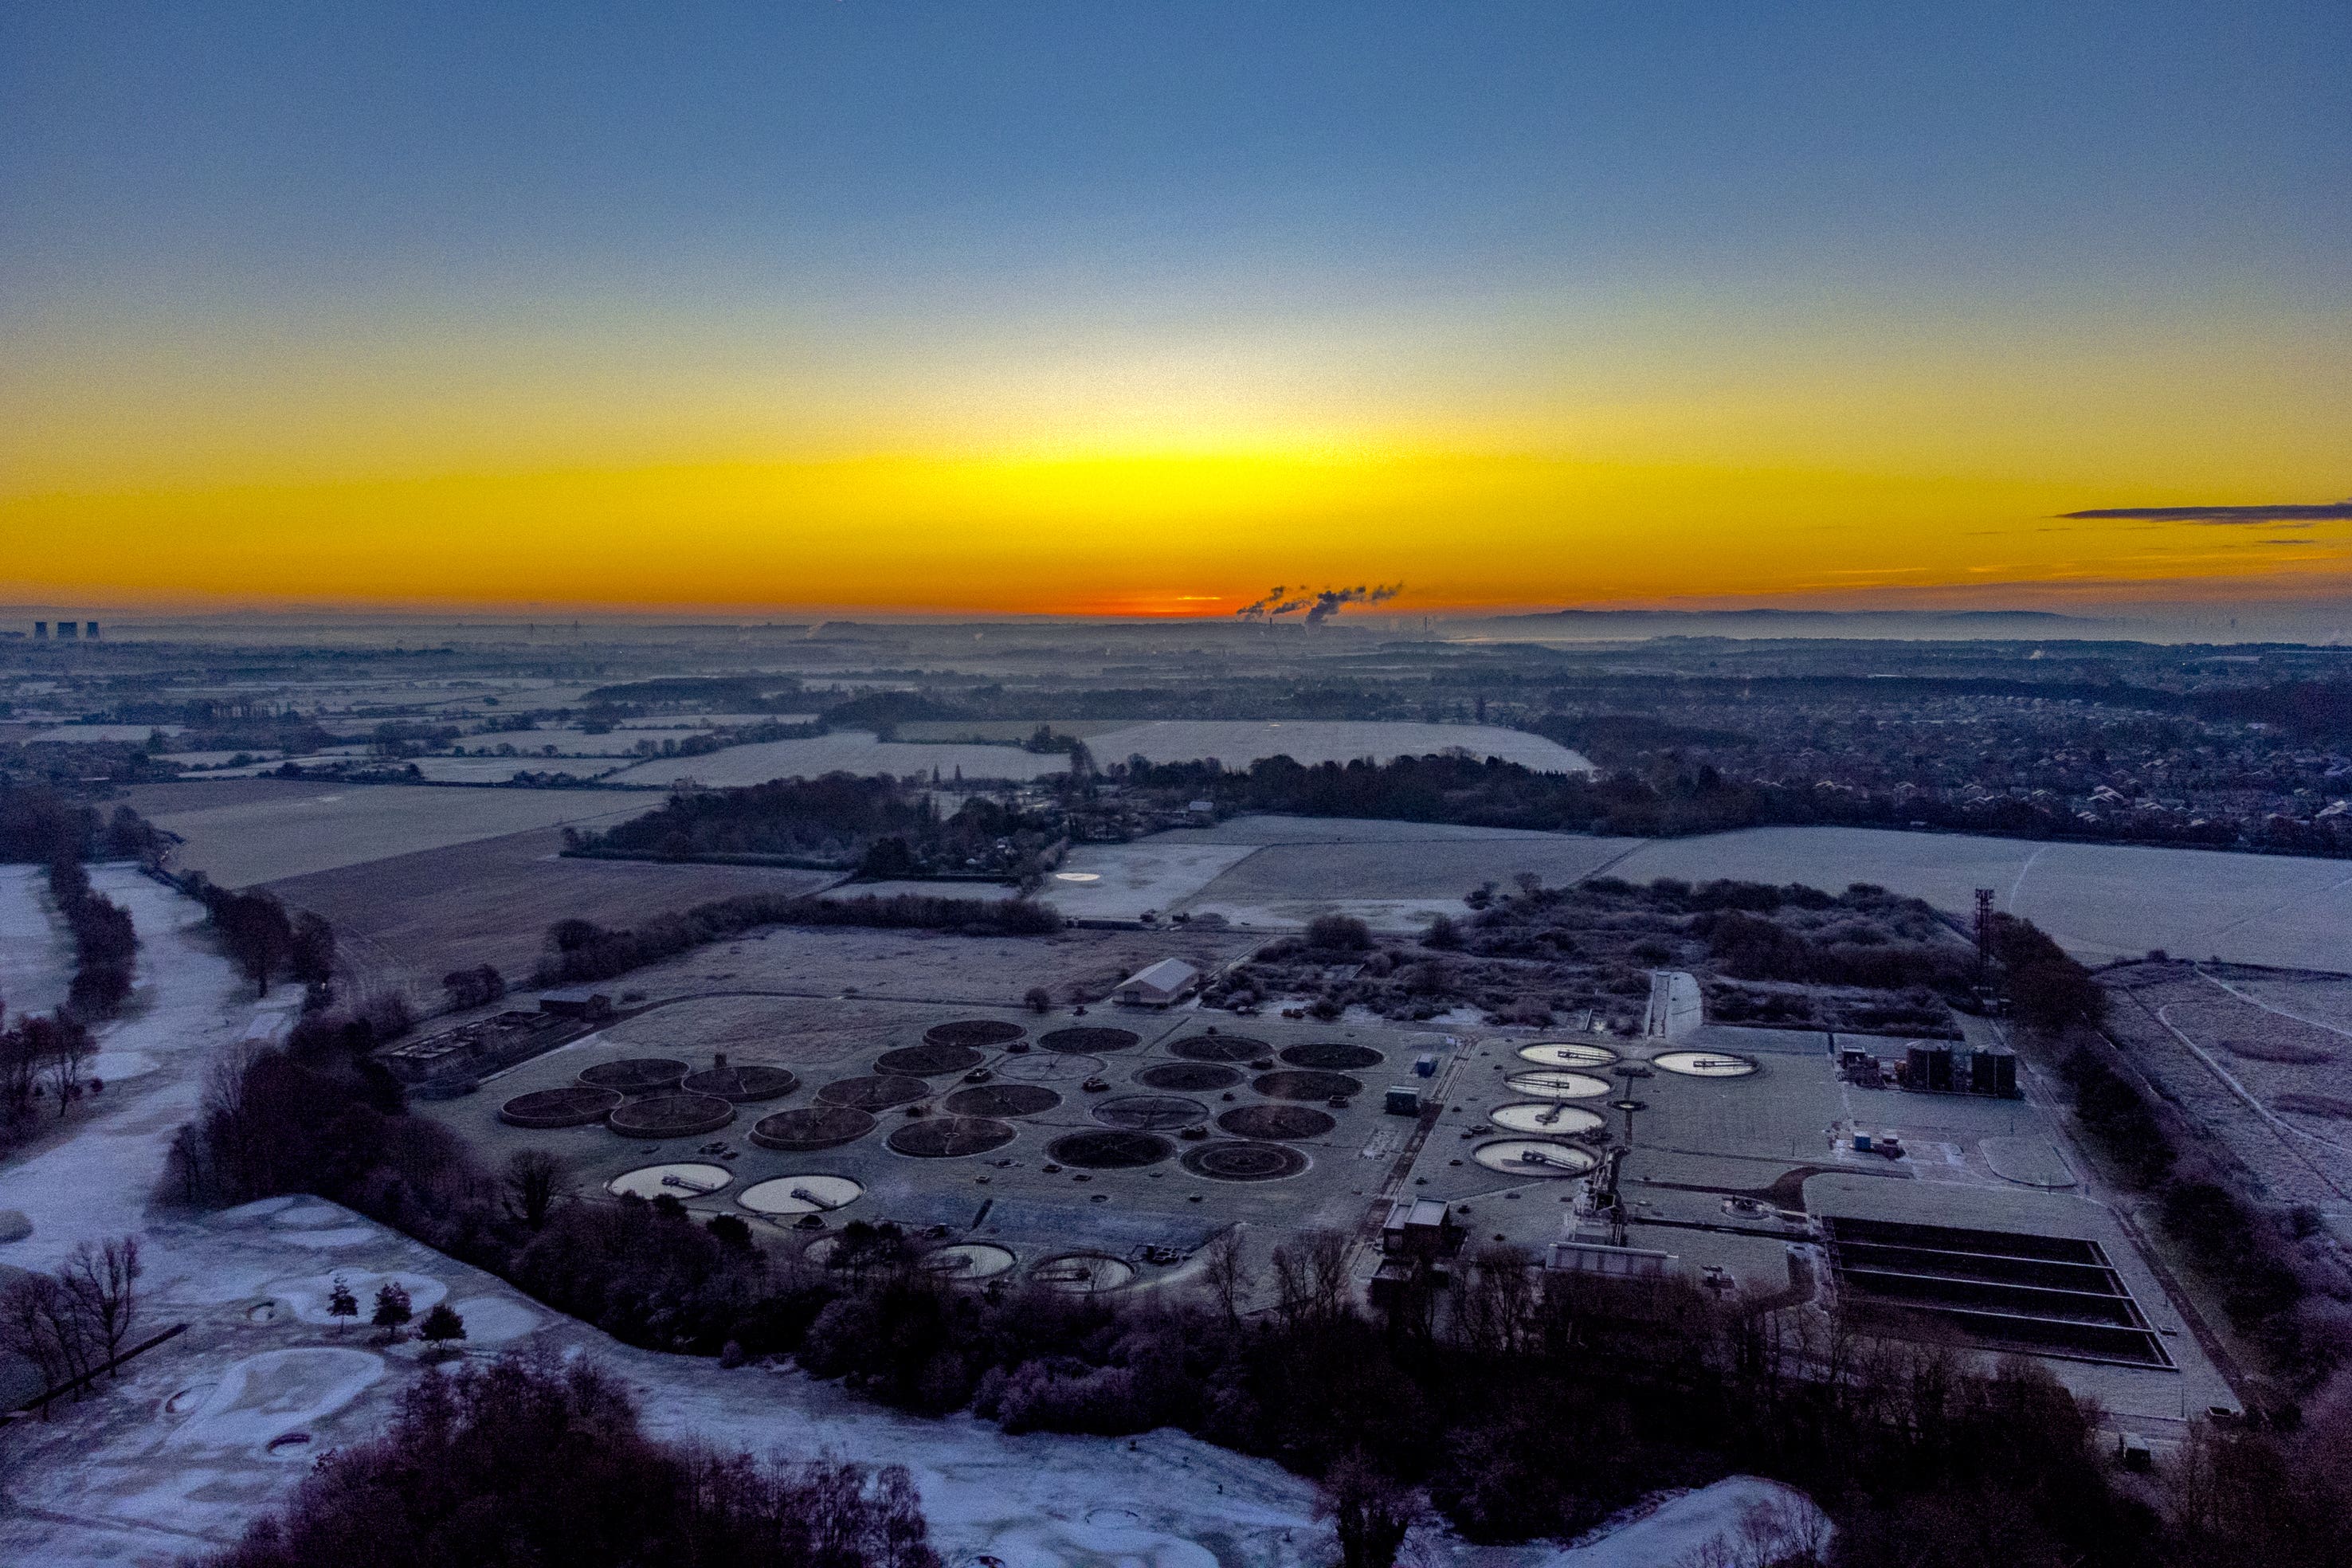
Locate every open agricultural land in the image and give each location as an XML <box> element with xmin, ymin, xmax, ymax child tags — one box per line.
<box><xmin>116</xmin><ymin>780</ymin><xmax>648</xmax><ymax>887</ymax></box>
<box><xmin>1041</xmin><ymin>816</ymin><xmax>2352</xmax><ymax>973</ymax></box>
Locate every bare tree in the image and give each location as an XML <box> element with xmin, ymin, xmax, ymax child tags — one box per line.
<box><xmin>504</xmin><ymin>1148</ymin><xmax>568</xmax><ymax>1229</ymax></box>
<box><xmin>44</xmin><ymin>1029</ymin><xmax>84</xmax><ymax>1116</ymax></box>
<box><xmin>60</xmin><ymin>1235</ymin><xmax>140</xmax><ymax>1373</ymax></box>
<box><xmin>0</xmin><ymin>1272</ymin><xmax>92</xmax><ymax>1413</ymax></box>
<box><xmin>1200</xmin><ymin>1225</ymin><xmax>1253</xmax><ymax>1323</ymax></box>
<box><xmin>1300</xmin><ymin>1226</ymin><xmax>1354</xmax><ymax>1323</ymax></box>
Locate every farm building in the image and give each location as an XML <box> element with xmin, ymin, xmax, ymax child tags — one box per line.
<box><xmin>1112</xmin><ymin>958</ymin><xmax>1200</xmax><ymax>1007</ymax></box>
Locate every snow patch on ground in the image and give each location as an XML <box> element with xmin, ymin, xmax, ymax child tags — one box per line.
<box><xmin>0</xmin><ymin>861</ymin><xmax>74</xmax><ymax>1017</ymax></box>
<box><xmin>169</xmin><ymin>1348</ymin><xmax>386</xmax><ymax>1456</ymax></box>
<box><xmin>1542</xmin><ymin>1478</ymin><xmax>1829</xmax><ymax>1568</ymax></box>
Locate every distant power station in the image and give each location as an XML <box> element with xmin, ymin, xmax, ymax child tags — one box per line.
<box><xmin>29</xmin><ymin>620</ymin><xmax>100</xmax><ymax>641</ymax></box>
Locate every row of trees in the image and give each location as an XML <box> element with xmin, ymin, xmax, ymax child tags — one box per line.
<box><xmin>535</xmin><ymin>889</ymin><xmax>1058</xmax><ymax>986</ymax></box>
<box><xmin>202</xmin><ymin>1354</ymin><xmax>939</xmax><ymax>1568</ymax></box>
<box><xmin>47</xmin><ymin>853</ymin><xmax>138</xmax><ymax>1018</ymax></box>
<box><xmin>177</xmin><ymin>873</ymin><xmax>336</xmax><ymax>998</ymax></box>
<box><xmin>0</xmin><ymin>1236</ymin><xmax>143</xmax><ymax>1413</ymax></box>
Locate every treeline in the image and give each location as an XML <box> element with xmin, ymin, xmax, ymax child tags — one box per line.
<box><xmin>578</xmin><ymin>775</ymin><xmax>935</xmax><ymax>860</ymax></box>
<box><xmin>202</xmin><ymin>1354</ymin><xmax>939</xmax><ymax>1568</ymax></box>
<box><xmin>166</xmin><ymin>1018</ymin><xmax>2352</xmax><ymax>1566</ymax></box>
<box><xmin>47</xmin><ymin>855</ymin><xmax>138</xmax><ymax>1018</ymax></box>
<box><xmin>535</xmin><ymin>890</ymin><xmax>1060</xmax><ymax>986</ymax></box>
<box><xmin>2055</xmin><ymin>1025</ymin><xmax>2349</xmax><ymax>1394</ymax></box>
<box><xmin>0</xmin><ymin>789</ymin><xmax>162</xmax><ymax>864</ymax></box>
<box><xmin>175</xmin><ymin>873</ymin><xmax>338</xmax><ymax>999</ymax></box>
<box><xmin>1119</xmin><ymin>739</ymin><xmax>2339</xmax><ymax>853</ymax></box>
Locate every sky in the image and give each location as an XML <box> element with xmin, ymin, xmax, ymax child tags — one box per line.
<box><xmin>2</xmin><ymin>2</ymin><xmax>2346</xmax><ymax>617</ymax></box>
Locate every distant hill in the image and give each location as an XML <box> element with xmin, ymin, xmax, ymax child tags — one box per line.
<box><xmin>1472</xmin><ymin>607</ymin><xmax>2109</xmax><ymax>640</ymax></box>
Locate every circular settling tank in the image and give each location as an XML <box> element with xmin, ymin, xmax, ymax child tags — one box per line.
<box><xmin>1252</xmin><ymin>1069</ymin><xmax>1363</xmax><ymax>1101</ymax></box>
<box><xmin>1217</xmin><ymin>1104</ymin><xmax>1336</xmax><ymax>1140</ymax></box>
<box><xmin>606</xmin><ymin>1093</ymin><xmax>736</xmax><ymax>1139</ymax></box>
<box><xmin>578</xmin><ymin>1057</ymin><xmax>688</xmax><ymax>1095</ymax></box>
<box><xmin>680</xmin><ymin>1065</ymin><xmax>798</xmax><ymax>1103</ymax></box>
<box><xmin>1472</xmin><ymin>1139</ymin><xmax>1598</xmax><ymax>1176</ymax></box>
<box><xmin>998</xmin><ymin>1050</ymin><xmax>1103</xmax><ymax>1082</ymax></box>
<box><xmin>876</xmin><ymin>1043</ymin><xmax>986</xmax><ymax>1076</ymax></box>
<box><xmin>1092</xmin><ymin>1095</ymin><xmax>1208</xmax><ymax>1131</ymax></box>
<box><xmin>499</xmin><ymin>1085</ymin><xmax>622</xmax><ymax>1128</ymax></box>
<box><xmin>1137</xmin><ymin>1061</ymin><xmax>1243</xmax><ymax>1092</ymax></box>
<box><xmin>1280</xmin><ymin>1043</ymin><xmax>1384</xmax><ymax>1071</ymax></box>
<box><xmin>607</xmin><ymin>1162</ymin><xmax>732</xmax><ymax>1200</ymax></box>
<box><xmin>1170</xmin><ymin>1034</ymin><xmax>1269</xmax><ymax>1063</ymax></box>
<box><xmin>1048</xmin><ymin>1130</ymin><xmax>1174</xmax><ymax>1168</ymax></box>
<box><xmin>1182</xmin><ymin>1141</ymin><xmax>1309</xmax><ymax>1181</ymax></box>
<box><xmin>1490</xmin><ymin>1102</ymin><xmax>1608</xmax><ymax>1137</ymax></box>
<box><xmin>924</xmin><ymin>1019</ymin><xmax>1026</xmax><ymax>1049</ymax></box>
<box><xmin>942</xmin><ymin>1084</ymin><xmax>1061</xmax><ymax>1117</ymax></box>
<box><xmin>817</xmin><ymin>1074</ymin><xmax>931</xmax><ymax>1111</ymax></box>
<box><xmin>1029</xmin><ymin>1253</ymin><xmax>1136</xmax><ymax>1294</ymax></box>
<box><xmin>739</xmin><ymin>1174</ymin><xmax>864</xmax><ymax>1214</ymax></box>
<box><xmin>888</xmin><ymin>1116</ymin><xmax>1019</xmax><ymax>1158</ymax></box>
<box><xmin>1518</xmin><ymin>1041</ymin><xmax>1619</xmax><ymax>1068</ymax></box>
<box><xmin>1653</xmin><ymin>1050</ymin><xmax>1758</xmax><ymax>1078</ymax></box>
<box><xmin>1505</xmin><ymin>1069</ymin><xmax>1611</xmax><ymax>1100</ymax></box>
<box><xmin>1039</xmin><ymin>1026</ymin><xmax>1142</xmax><ymax>1054</ymax></box>
<box><xmin>920</xmin><ymin>1242</ymin><xmax>1017</xmax><ymax>1280</ymax></box>
<box><xmin>750</xmin><ymin>1106</ymin><xmax>877</xmax><ymax>1151</ymax></box>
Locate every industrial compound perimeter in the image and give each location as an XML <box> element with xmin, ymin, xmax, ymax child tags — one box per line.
<box><xmin>400</xmin><ymin>958</ymin><xmax>2239</xmax><ymax>1434</ymax></box>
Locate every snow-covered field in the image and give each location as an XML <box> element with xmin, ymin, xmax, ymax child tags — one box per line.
<box><xmin>0</xmin><ymin>862</ymin><xmax>76</xmax><ymax>1018</ymax></box>
<box><xmin>606</xmin><ymin>730</ymin><xmax>1073</xmax><ymax>788</ymax></box>
<box><xmin>141</xmin><ymin>786</ymin><xmax>648</xmax><ymax>886</ymax></box>
<box><xmin>1</xmin><ymin>872</ymin><xmax>1821</xmax><ymax>1568</ymax></box>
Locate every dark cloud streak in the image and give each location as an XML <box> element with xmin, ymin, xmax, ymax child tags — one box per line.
<box><xmin>2058</xmin><ymin>500</ymin><xmax>2352</xmax><ymax>525</ymax></box>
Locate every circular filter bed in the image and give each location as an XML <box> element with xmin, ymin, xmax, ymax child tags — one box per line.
<box><xmin>750</xmin><ymin>1106</ymin><xmax>877</xmax><ymax>1151</ymax></box>
<box><xmin>1048</xmin><ymin>1130</ymin><xmax>1175</xmax><ymax>1168</ymax></box>
<box><xmin>1182</xmin><ymin>1141</ymin><xmax>1309</xmax><ymax>1182</ymax></box>
<box><xmin>1137</xmin><ymin>1061</ymin><xmax>1244</xmax><ymax>1092</ymax></box>
<box><xmin>1252</xmin><ymin>1069</ymin><xmax>1364</xmax><ymax>1101</ymax></box>
<box><xmin>578</xmin><ymin>1057</ymin><xmax>688</xmax><ymax>1095</ymax></box>
<box><xmin>1280</xmin><ymin>1043</ymin><xmax>1383</xmax><ymax>1070</ymax></box>
<box><xmin>923</xmin><ymin>1019</ymin><xmax>1026</xmax><ymax>1049</ymax></box>
<box><xmin>680</xmin><ymin>1065</ymin><xmax>798</xmax><ymax>1103</ymax></box>
<box><xmin>1505</xmin><ymin>1069</ymin><xmax>1612</xmax><ymax>1100</ymax></box>
<box><xmin>817</xmin><ymin>1074</ymin><xmax>932</xmax><ymax>1111</ymax></box>
<box><xmin>607</xmin><ymin>1162</ymin><xmax>731</xmax><ymax>1200</ymax></box>
<box><xmin>1029</xmin><ymin>1253</ymin><xmax>1137</xmax><ymax>1293</ymax></box>
<box><xmin>998</xmin><ymin>1051</ymin><xmax>1102</xmax><ymax>1082</ymax></box>
<box><xmin>607</xmin><ymin>1093</ymin><xmax>736</xmax><ymax>1139</ymax></box>
<box><xmin>1217</xmin><ymin>1104</ymin><xmax>1336</xmax><ymax>1140</ymax></box>
<box><xmin>500</xmin><ymin>1085</ymin><xmax>621</xmax><ymax>1128</ymax></box>
<box><xmin>1490</xmin><ymin>1101</ymin><xmax>1608</xmax><ymax>1136</ymax></box>
<box><xmin>888</xmin><ymin>1116</ymin><xmax>1019</xmax><ymax>1158</ymax></box>
<box><xmin>920</xmin><ymin>1242</ymin><xmax>1017</xmax><ymax>1280</ymax></box>
<box><xmin>1653</xmin><ymin>1050</ymin><xmax>1758</xmax><ymax>1078</ymax></box>
<box><xmin>1170</xmin><ymin>1033</ymin><xmax>1269</xmax><ymax>1063</ymax></box>
<box><xmin>1038</xmin><ymin>1026</ymin><xmax>1142</xmax><ymax>1054</ymax></box>
<box><xmin>739</xmin><ymin>1174</ymin><xmax>863</xmax><ymax>1214</ymax></box>
<box><xmin>942</xmin><ymin>1084</ymin><xmax>1062</xmax><ymax>1117</ymax></box>
<box><xmin>1092</xmin><ymin>1095</ymin><xmax>1208</xmax><ymax>1131</ymax></box>
<box><xmin>1518</xmin><ymin>1041</ymin><xmax>1619</xmax><ymax>1068</ymax></box>
<box><xmin>876</xmin><ymin>1043</ymin><xmax>986</xmax><ymax>1076</ymax></box>
<box><xmin>1473</xmin><ymin>1139</ymin><xmax>1597</xmax><ymax>1176</ymax></box>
